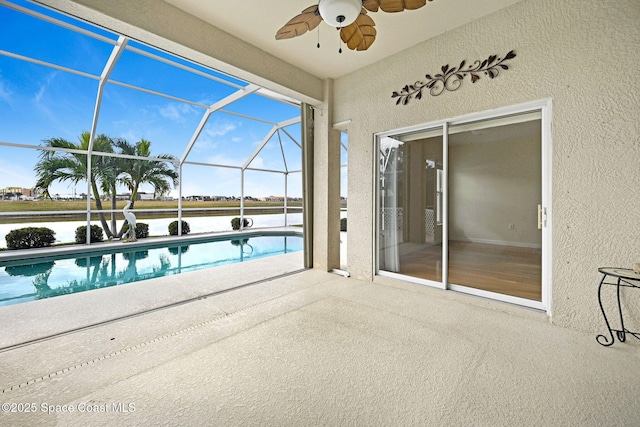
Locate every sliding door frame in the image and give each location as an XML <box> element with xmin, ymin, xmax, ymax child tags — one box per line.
<box><xmin>374</xmin><ymin>98</ymin><xmax>553</xmax><ymax>314</ymax></box>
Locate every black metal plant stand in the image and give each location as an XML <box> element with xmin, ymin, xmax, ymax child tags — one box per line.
<box><xmin>596</xmin><ymin>267</ymin><xmax>640</xmax><ymax>346</ymax></box>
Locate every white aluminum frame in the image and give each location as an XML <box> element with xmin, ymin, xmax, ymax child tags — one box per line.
<box><xmin>0</xmin><ymin>0</ymin><xmax>304</xmax><ymax>241</ymax></box>
<box><xmin>374</xmin><ymin>99</ymin><xmax>553</xmax><ymax>313</ymax></box>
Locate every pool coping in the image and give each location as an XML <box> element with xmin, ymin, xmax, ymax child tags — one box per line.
<box><xmin>0</xmin><ymin>226</ymin><xmax>303</xmax><ymax>262</ymax></box>
<box><xmin>0</xmin><ymin>251</ymin><xmax>306</xmax><ymax>350</ymax></box>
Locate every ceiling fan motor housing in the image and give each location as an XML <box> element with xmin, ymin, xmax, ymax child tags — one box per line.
<box><xmin>318</xmin><ymin>0</ymin><xmax>361</xmax><ymax>27</ymax></box>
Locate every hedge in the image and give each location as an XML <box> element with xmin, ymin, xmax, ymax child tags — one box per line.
<box><xmin>168</xmin><ymin>220</ymin><xmax>190</xmax><ymax>236</ymax></box>
<box><xmin>5</xmin><ymin>227</ymin><xmax>56</xmax><ymax>250</ymax></box>
<box><xmin>75</xmin><ymin>225</ymin><xmax>104</xmax><ymax>244</ymax></box>
<box><xmin>231</xmin><ymin>217</ymin><xmax>251</xmax><ymax>230</ymax></box>
<box><xmin>125</xmin><ymin>222</ymin><xmax>149</xmax><ymax>239</ymax></box>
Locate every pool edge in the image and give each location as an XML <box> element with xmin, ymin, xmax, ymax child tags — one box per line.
<box><xmin>0</xmin><ymin>226</ymin><xmax>303</xmax><ymax>262</ymax></box>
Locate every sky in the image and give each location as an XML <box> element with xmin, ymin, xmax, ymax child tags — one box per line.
<box><xmin>0</xmin><ymin>0</ymin><xmax>337</xmax><ymax>199</ymax></box>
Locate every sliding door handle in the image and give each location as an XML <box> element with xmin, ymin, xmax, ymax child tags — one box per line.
<box><xmin>538</xmin><ymin>204</ymin><xmax>548</xmax><ymax>229</ymax></box>
<box><xmin>538</xmin><ymin>204</ymin><xmax>543</xmax><ymax>230</ymax></box>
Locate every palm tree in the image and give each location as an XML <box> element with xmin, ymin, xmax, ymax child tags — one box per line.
<box><xmin>114</xmin><ymin>138</ymin><xmax>179</xmax><ymax>203</ymax></box>
<box><xmin>34</xmin><ymin>134</ymin><xmax>179</xmax><ymax>239</ymax></box>
<box><xmin>97</xmin><ymin>152</ymin><xmax>121</xmax><ymax>236</ymax></box>
<box><xmin>112</xmin><ymin>138</ymin><xmax>179</xmax><ymax>236</ymax></box>
<box><xmin>33</xmin><ymin>132</ymin><xmax>118</xmax><ymax>238</ymax></box>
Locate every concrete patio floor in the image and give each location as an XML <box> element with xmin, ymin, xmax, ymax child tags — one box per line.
<box><xmin>1</xmin><ymin>253</ymin><xmax>639</xmax><ymax>426</ymax></box>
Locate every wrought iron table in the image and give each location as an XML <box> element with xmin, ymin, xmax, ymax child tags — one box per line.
<box><xmin>596</xmin><ymin>267</ymin><xmax>640</xmax><ymax>346</ymax></box>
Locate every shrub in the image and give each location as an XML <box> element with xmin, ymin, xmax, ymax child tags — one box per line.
<box><xmin>168</xmin><ymin>245</ymin><xmax>189</xmax><ymax>255</ymax></box>
<box><xmin>231</xmin><ymin>217</ymin><xmax>251</xmax><ymax>230</ymax></box>
<box><xmin>125</xmin><ymin>222</ymin><xmax>149</xmax><ymax>239</ymax></box>
<box><xmin>75</xmin><ymin>225</ymin><xmax>104</xmax><ymax>244</ymax></box>
<box><xmin>6</xmin><ymin>227</ymin><xmax>56</xmax><ymax>250</ymax></box>
<box><xmin>340</xmin><ymin>217</ymin><xmax>347</xmax><ymax>232</ymax></box>
<box><xmin>168</xmin><ymin>220</ymin><xmax>190</xmax><ymax>236</ymax></box>
<box><xmin>230</xmin><ymin>238</ymin><xmax>250</xmax><ymax>246</ymax></box>
<box><xmin>5</xmin><ymin>261</ymin><xmax>55</xmax><ymax>277</ymax></box>
<box><xmin>136</xmin><ymin>223</ymin><xmax>149</xmax><ymax>239</ymax></box>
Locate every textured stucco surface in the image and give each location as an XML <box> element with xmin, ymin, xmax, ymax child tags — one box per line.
<box><xmin>1</xmin><ymin>270</ymin><xmax>639</xmax><ymax>426</ymax></box>
<box><xmin>312</xmin><ymin>80</ymin><xmax>342</xmax><ymax>271</ymax></box>
<box><xmin>333</xmin><ymin>0</ymin><xmax>640</xmax><ymax>333</ymax></box>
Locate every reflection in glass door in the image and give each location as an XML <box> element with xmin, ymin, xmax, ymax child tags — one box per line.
<box><xmin>339</xmin><ymin>131</ymin><xmax>348</xmax><ymax>271</ymax></box>
<box><xmin>378</xmin><ymin>129</ymin><xmax>443</xmax><ymax>285</ymax></box>
<box><xmin>448</xmin><ymin>115</ymin><xmax>542</xmax><ymax>301</ymax></box>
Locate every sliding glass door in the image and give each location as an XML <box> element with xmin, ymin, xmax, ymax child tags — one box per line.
<box><xmin>447</xmin><ymin>114</ymin><xmax>542</xmax><ymax>301</ymax></box>
<box><xmin>378</xmin><ymin>128</ymin><xmax>444</xmax><ymax>287</ymax></box>
<box><xmin>376</xmin><ymin>102</ymin><xmax>551</xmax><ymax>310</ymax></box>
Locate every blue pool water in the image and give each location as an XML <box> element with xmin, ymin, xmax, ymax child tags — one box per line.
<box><xmin>0</xmin><ymin>234</ymin><xmax>302</xmax><ymax>307</ymax></box>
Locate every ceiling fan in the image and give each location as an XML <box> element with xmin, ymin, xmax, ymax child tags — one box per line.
<box><xmin>275</xmin><ymin>0</ymin><xmax>433</xmax><ymax>52</ymax></box>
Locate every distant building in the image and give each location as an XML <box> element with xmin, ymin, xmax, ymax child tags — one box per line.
<box><xmin>1</xmin><ymin>187</ymin><xmax>34</xmax><ymax>200</ymax></box>
<box><xmin>114</xmin><ymin>192</ymin><xmax>155</xmax><ymax>201</ymax></box>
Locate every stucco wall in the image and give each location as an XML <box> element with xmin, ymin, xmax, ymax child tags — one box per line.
<box><xmin>313</xmin><ymin>81</ymin><xmax>342</xmax><ymax>271</ymax></box>
<box><xmin>333</xmin><ymin>0</ymin><xmax>640</xmax><ymax>333</ymax></box>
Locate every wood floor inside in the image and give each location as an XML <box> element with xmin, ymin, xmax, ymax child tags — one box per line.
<box><xmin>397</xmin><ymin>241</ymin><xmax>542</xmax><ymax>301</ymax></box>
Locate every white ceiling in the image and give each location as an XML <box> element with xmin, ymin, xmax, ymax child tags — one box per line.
<box><xmin>162</xmin><ymin>0</ymin><xmax>524</xmax><ymax>79</ymax></box>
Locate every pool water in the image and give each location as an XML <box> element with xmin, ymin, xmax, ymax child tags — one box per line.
<box><xmin>0</xmin><ymin>235</ymin><xmax>302</xmax><ymax>307</ymax></box>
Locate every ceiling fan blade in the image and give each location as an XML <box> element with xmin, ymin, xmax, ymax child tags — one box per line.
<box><xmin>275</xmin><ymin>5</ymin><xmax>322</xmax><ymax>40</ymax></box>
<box><xmin>362</xmin><ymin>0</ymin><xmax>379</xmax><ymax>12</ymax></box>
<box><xmin>377</xmin><ymin>0</ymin><xmax>430</xmax><ymax>13</ymax></box>
<box><xmin>340</xmin><ymin>10</ymin><xmax>377</xmax><ymax>51</ymax></box>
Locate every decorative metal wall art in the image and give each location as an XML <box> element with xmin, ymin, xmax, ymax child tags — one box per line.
<box><xmin>391</xmin><ymin>50</ymin><xmax>516</xmax><ymax>105</ymax></box>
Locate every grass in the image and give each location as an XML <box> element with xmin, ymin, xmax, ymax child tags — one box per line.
<box><xmin>0</xmin><ymin>200</ymin><xmax>301</xmax><ymax>212</ymax></box>
<box><xmin>0</xmin><ymin>200</ymin><xmax>303</xmax><ymax>224</ymax></box>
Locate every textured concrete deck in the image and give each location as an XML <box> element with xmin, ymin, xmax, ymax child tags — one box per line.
<box><xmin>1</xmin><ymin>258</ymin><xmax>639</xmax><ymax>426</ymax></box>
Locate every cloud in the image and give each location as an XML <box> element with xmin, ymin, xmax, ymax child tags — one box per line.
<box><xmin>159</xmin><ymin>102</ymin><xmax>199</xmax><ymax>123</ymax></box>
<box><xmin>169</xmin><ymin>153</ymin><xmax>303</xmax><ymax>198</ymax></box>
<box><xmin>205</xmin><ymin>153</ymin><xmax>243</xmax><ymax>168</ymax></box>
<box><xmin>0</xmin><ymin>158</ymin><xmax>37</xmax><ymax>188</ymax></box>
<box><xmin>34</xmin><ymin>72</ymin><xmax>57</xmax><ymax>105</ymax></box>
<box><xmin>245</xmin><ymin>155</ymin><xmax>265</xmax><ymax>170</ymax></box>
<box><xmin>0</xmin><ymin>79</ymin><xmax>12</xmax><ymax>104</ymax></box>
<box><xmin>30</xmin><ymin>72</ymin><xmax>63</xmax><ymax>127</ymax></box>
<box><xmin>204</xmin><ymin>120</ymin><xmax>237</xmax><ymax>137</ymax></box>
<box><xmin>185</xmin><ymin>159</ymin><xmax>242</xmax><ymax>197</ymax></box>
<box><xmin>190</xmin><ymin>119</ymin><xmax>240</xmax><ymax>152</ymax></box>
<box><xmin>242</xmin><ymin>171</ymin><xmax>302</xmax><ymax>198</ymax></box>
<box><xmin>118</xmin><ymin>129</ymin><xmax>142</xmax><ymax>143</ymax></box>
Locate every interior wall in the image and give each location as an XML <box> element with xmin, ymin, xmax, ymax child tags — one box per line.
<box><xmin>405</xmin><ymin>137</ymin><xmax>442</xmax><ymax>245</ymax></box>
<box><xmin>406</xmin><ymin>143</ymin><xmax>426</xmax><ymax>243</ymax></box>
<box><xmin>449</xmin><ymin>136</ymin><xmax>541</xmax><ymax>247</ymax></box>
<box><xmin>333</xmin><ymin>0</ymin><xmax>640</xmax><ymax>333</ymax></box>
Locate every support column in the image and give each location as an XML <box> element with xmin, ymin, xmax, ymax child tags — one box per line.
<box><xmin>312</xmin><ymin>79</ymin><xmax>341</xmax><ymax>271</ymax></box>
<box><xmin>177</xmin><ymin>162</ymin><xmax>183</xmax><ymax>235</ymax></box>
<box><xmin>302</xmin><ymin>104</ymin><xmax>314</xmax><ymax>269</ymax></box>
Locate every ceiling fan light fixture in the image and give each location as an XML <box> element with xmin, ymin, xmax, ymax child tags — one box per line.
<box><xmin>318</xmin><ymin>0</ymin><xmax>361</xmax><ymax>27</ymax></box>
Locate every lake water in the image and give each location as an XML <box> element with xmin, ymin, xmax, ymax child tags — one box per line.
<box><xmin>0</xmin><ymin>213</ymin><xmax>303</xmax><ymax>249</ymax></box>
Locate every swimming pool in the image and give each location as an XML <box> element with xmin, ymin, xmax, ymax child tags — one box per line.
<box><xmin>0</xmin><ymin>234</ymin><xmax>303</xmax><ymax>307</ymax></box>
